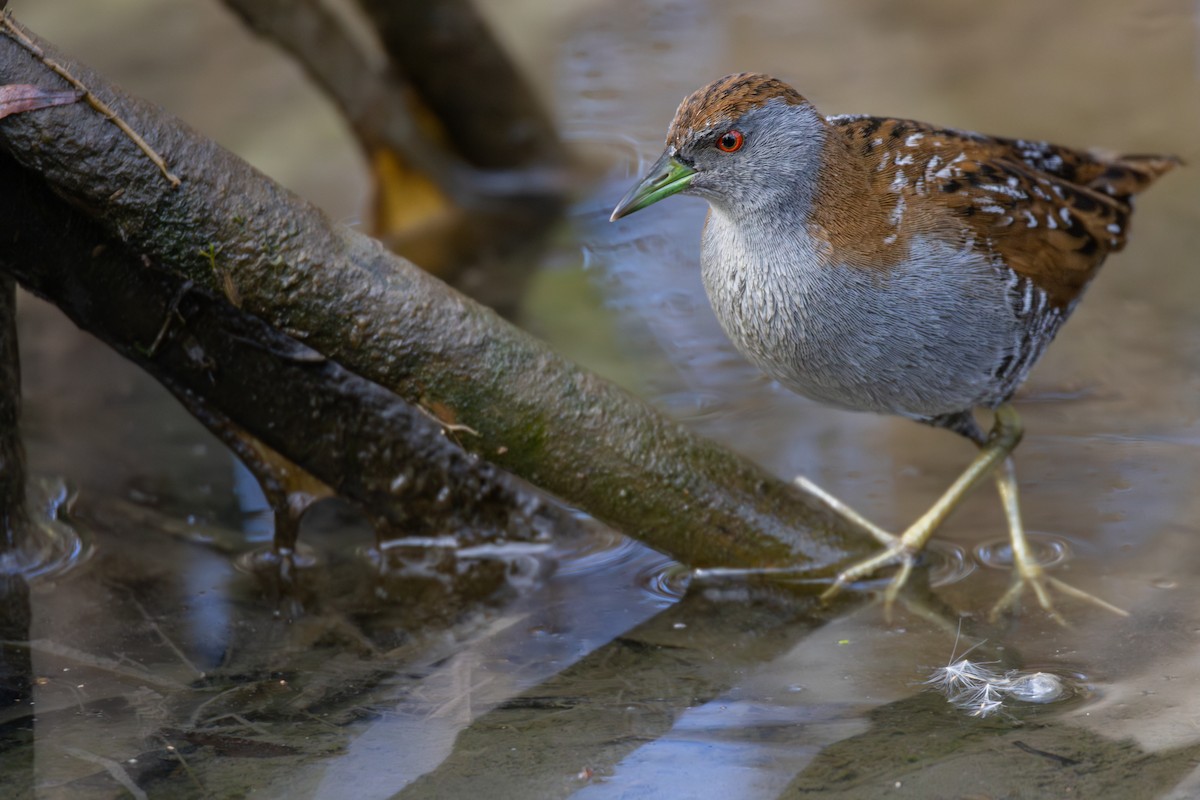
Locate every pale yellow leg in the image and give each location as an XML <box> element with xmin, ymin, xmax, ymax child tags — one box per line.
<box><xmin>794</xmin><ymin>476</ymin><xmax>894</xmax><ymax>546</ymax></box>
<box><xmin>989</xmin><ymin>456</ymin><xmax>1129</xmax><ymax>624</ymax></box>
<box><xmin>821</xmin><ymin>405</ymin><xmax>1024</xmax><ymax>613</ymax></box>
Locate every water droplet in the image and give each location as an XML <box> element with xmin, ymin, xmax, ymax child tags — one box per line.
<box><xmin>1006</xmin><ymin>671</ymin><xmax>1067</xmax><ymax>704</ymax></box>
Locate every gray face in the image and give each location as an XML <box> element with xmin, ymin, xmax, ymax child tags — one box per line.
<box><xmin>608</xmin><ymin>96</ymin><xmax>828</xmax><ymax>224</ymax></box>
<box><xmin>676</xmin><ymin>100</ymin><xmax>828</xmax><ymax>216</ymax></box>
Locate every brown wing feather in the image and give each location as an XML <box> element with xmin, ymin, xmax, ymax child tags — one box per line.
<box><xmin>828</xmin><ymin>115</ymin><xmax>1179</xmax><ymax>307</ymax></box>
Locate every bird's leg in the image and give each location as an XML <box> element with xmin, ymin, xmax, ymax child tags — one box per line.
<box><xmin>989</xmin><ymin>456</ymin><xmax>1128</xmax><ymax>624</ymax></box>
<box><xmin>821</xmin><ymin>405</ymin><xmax>1024</xmax><ymax>613</ymax></box>
<box><xmin>793</xmin><ymin>476</ymin><xmax>895</xmax><ymax>546</ymax></box>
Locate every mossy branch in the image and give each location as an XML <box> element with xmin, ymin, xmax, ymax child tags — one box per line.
<box><xmin>0</xmin><ymin>20</ymin><xmax>872</xmax><ymax>573</ymax></box>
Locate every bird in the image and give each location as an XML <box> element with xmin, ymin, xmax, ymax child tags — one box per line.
<box><xmin>610</xmin><ymin>72</ymin><xmax>1178</xmax><ymax>621</ymax></box>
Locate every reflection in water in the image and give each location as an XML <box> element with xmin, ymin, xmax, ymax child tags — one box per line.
<box><xmin>551</xmin><ymin>519</ymin><xmax>645</xmax><ymax>576</ymax></box>
<box><xmin>0</xmin><ymin>478</ymin><xmax>92</xmax><ymax>582</ymax></box>
<box><xmin>5</xmin><ymin>0</ymin><xmax>1200</xmax><ymax>797</ymax></box>
<box><xmin>234</xmin><ymin>541</ymin><xmax>323</xmax><ymax>575</ymax></box>
<box><xmin>974</xmin><ymin>530</ymin><xmax>1072</xmax><ymax>571</ymax></box>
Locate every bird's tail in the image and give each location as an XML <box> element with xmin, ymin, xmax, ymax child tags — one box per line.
<box><xmin>1088</xmin><ymin>153</ymin><xmax>1181</xmax><ymax>200</ymax></box>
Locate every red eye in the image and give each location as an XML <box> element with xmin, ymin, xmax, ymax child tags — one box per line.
<box><xmin>717</xmin><ymin>130</ymin><xmax>744</xmax><ymax>153</ymax></box>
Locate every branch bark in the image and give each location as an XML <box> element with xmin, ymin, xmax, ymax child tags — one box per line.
<box><xmin>0</xmin><ymin>19</ymin><xmax>871</xmax><ymax>573</ymax></box>
<box><xmin>221</xmin><ymin>0</ymin><xmax>568</xmax><ymax>304</ymax></box>
<box><xmin>221</xmin><ymin>0</ymin><xmax>459</xmax><ymax>190</ymax></box>
<box><xmin>0</xmin><ymin>156</ymin><xmax>545</xmax><ymax>545</ymax></box>
<box><xmin>221</xmin><ymin>0</ymin><xmax>566</xmax><ymax>204</ymax></box>
<box><xmin>355</xmin><ymin>0</ymin><xmax>566</xmax><ymax>172</ymax></box>
<box><xmin>0</xmin><ymin>274</ymin><xmax>24</xmax><ymax>543</ymax></box>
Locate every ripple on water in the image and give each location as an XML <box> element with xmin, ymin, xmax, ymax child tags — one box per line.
<box><xmin>543</xmin><ymin>515</ymin><xmax>690</xmax><ymax>602</ymax></box>
<box><xmin>634</xmin><ymin>556</ymin><xmax>692</xmax><ymax>604</ymax></box>
<box><xmin>784</xmin><ymin>539</ymin><xmax>975</xmax><ymax>591</ymax></box>
<box><xmin>926</xmin><ymin>540</ymin><xmax>977</xmax><ymax>587</ymax></box>
<box><xmin>352</xmin><ymin>540</ymin><xmax>553</xmax><ymax>592</ymax></box>
<box><xmin>233</xmin><ymin>542</ymin><xmax>323</xmax><ymax>575</ymax></box>
<box><xmin>551</xmin><ymin>520</ymin><xmax>645</xmax><ymax>577</ymax></box>
<box><xmin>0</xmin><ymin>477</ymin><xmax>93</xmax><ymax>581</ymax></box>
<box><xmin>1006</xmin><ymin>670</ymin><xmax>1073</xmax><ymax>704</ymax></box>
<box><xmin>1008</xmin><ymin>666</ymin><xmax>1097</xmax><ymax>714</ymax></box>
<box><xmin>974</xmin><ymin>532</ymin><xmax>1071</xmax><ymax>571</ymax></box>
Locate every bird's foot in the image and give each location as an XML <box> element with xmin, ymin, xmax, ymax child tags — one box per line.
<box><xmin>989</xmin><ymin>560</ymin><xmax>1129</xmax><ymax>626</ymax></box>
<box><xmin>799</xmin><ymin>476</ymin><xmax>937</xmax><ymax>618</ymax></box>
<box><xmin>820</xmin><ymin>541</ymin><xmax>920</xmax><ymax>620</ymax></box>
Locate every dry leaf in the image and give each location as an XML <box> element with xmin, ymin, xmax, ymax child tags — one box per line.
<box><xmin>0</xmin><ymin>84</ymin><xmax>80</xmax><ymax>120</ymax></box>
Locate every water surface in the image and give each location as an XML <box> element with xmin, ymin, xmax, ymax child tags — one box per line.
<box><xmin>6</xmin><ymin>1</ymin><xmax>1200</xmax><ymax>798</ymax></box>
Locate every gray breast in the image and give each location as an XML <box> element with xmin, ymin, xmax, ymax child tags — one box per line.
<box><xmin>700</xmin><ymin>217</ymin><xmax>1055</xmax><ymax>419</ymax></box>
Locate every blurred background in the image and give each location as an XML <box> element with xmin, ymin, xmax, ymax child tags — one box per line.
<box><xmin>5</xmin><ymin>1</ymin><xmax>1200</xmax><ymax>797</ymax></box>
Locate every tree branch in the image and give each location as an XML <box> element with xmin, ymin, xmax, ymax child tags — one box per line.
<box><xmin>221</xmin><ymin>0</ymin><xmax>568</xmax><ymax>302</ymax></box>
<box><xmin>0</xmin><ymin>157</ymin><xmax>546</xmax><ymax>544</ymax></box>
<box><xmin>0</xmin><ymin>20</ymin><xmax>871</xmax><ymax>572</ymax></box>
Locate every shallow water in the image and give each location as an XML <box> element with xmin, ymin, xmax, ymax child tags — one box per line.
<box><xmin>6</xmin><ymin>1</ymin><xmax>1200</xmax><ymax>798</ymax></box>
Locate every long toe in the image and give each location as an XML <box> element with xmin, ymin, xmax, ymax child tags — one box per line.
<box><xmin>989</xmin><ymin>561</ymin><xmax>1129</xmax><ymax>625</ymax></box>
<box><xmin>820</xmin><ymin>542</ymin><xmax>918</xmax><ymax>606</ymax></box>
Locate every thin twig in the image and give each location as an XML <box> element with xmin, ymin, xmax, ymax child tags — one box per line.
<box><xmin>60</xmin><ymin>746</ymin><xmax>149</xmax><ymax>800</ymax></box>
<box><xmin>0</xmin><ymin>11</ymin><xmax>181</xmax><ymax>187</ymax></box>
<box><xmin>4</xmin><ymin>638</ymin><xmax>188</xmax><ymax>690</ymax></box>
<box><xmin>188</xmin><ymin>684</ymin><xmax>253</xmax><ymax>729</ymax></box>
<box><xmin>416</xmin><ymin>402</ymin><xmax>480</xmax><ymax>437</ymax></box>
<box><xmin>159</xmin><ymin>735</ymin><xmax>213</xmax><ymax>798</ymax></box>
<box><xmin>197</xmin><ymin>712</ymin><xmax>273</xmax><ymax>737</ymax></box>
<box><xmin>126</xmin><ymin>592</ymin><xmax>205</xmax><ymax>679</ymax></box>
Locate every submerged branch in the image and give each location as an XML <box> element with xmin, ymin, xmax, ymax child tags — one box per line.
<box><xmin>0</xmin><ymin>22</ymin><xmax>872</xmax><ymax>572</ymax></box>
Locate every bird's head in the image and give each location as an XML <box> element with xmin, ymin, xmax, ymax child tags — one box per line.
<box><xmin>610</xmin><ymin>73</ymin><xmax>827</xmax><ymax>221</ymax></box>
